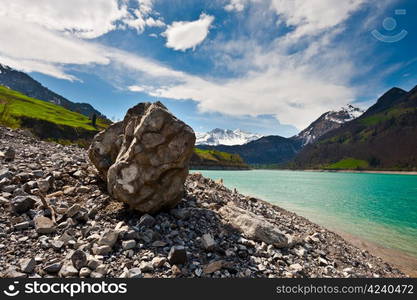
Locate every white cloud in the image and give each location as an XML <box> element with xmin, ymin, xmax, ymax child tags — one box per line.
<box><xmin>225</xmin><ymin>0</ymin><xmax>246</xmax><ymax>12</ymax></box>
<box><xmin>163</xmin><ymin>14</ymin><xmax>215</xmax><ymax>51</ymax></box>
<box><xmin>0</xmin><ymin>16</ymin><xmax>109</xmax><ymax>80</ymax></box>
<box><xmin>0</xmin><ymin>0</ymin><xmax>129</xmax><ymax>39</ymax></box>
<box><xmin>0</xmin><ymin>0</ymin><xmax>165</xmax><ymax>39</ymax></box>
<box><xmin>270</xmin><ymin>0</ymin><xmax>368</xmax><ymax>38</ymax></box>
<box><xmin>123</xmin><ymin>0</ymin><xmax>166</xmax><ymax>33</ymax></box>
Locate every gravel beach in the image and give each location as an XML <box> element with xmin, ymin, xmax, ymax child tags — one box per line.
<box><xmin>0</xmin><ymin>126</ymin><xmax>406</xmax><ymax>278</ymax></box>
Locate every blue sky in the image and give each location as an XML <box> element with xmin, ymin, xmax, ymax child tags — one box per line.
<box><xmin>0</xmin><ymin>0</ymin><xmax>416</xmax><ymax>136</ymax></box>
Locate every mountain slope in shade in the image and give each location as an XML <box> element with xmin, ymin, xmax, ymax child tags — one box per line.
<box><xmin>199</xmin><ymin>136</ymin><xmax>302</xmax><ymax>165</ymax></box>
<box><xmin>292</xmin><ymin>86</ymin><xmax>417</xmax><ymax>170</ymax></box>
<box><xmin>196</xmin><ymin>128</ymin><xmax>263</xmax><ymax>146</ymax></box>
<box><xmin>0</xmin><ymin>64</ymin><xmax>106</xmax><ymax>119</ymax></box>
<box><xmin>293</xmin><ymin>105</ymin><xmax>364</xmax><ymax>146</ymax></box>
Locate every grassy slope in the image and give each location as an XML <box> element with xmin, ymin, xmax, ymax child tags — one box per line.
<box><xmin>0</xmin><ymin>85</ymin><xmax>107</xmax><ymax>130</ymax></box>
<box><xmin>326</xmin><ymin>158</ymin><xmax>369</xmax><ymax>170</ymax></box>
<box><xmin>192</xmin><ymin>148</ymin><xmax>249</xmax><ymax>169</ymax></box>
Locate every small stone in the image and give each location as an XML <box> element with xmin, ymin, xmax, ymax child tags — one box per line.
<box><xmin>73</xmin><ymin>170</ymin><xmax>83</xmax><ymax>177</ymax></box>
<box><xmin>203</xmin><ymin>260</ymin><xmax>224</xmax><ymax>274</ymax></box>
<box><xmin>77</xmin><ymin>186</ymin><xmax>90</xmax><ymax>193</ymax></box>
<box><xmin>11</xmin><ymin>196</ymin><xmax>37</xmax><ymax>214</ymax></box>
<box><xmin>66</xmin><ymin>204</ymin><xmax>81</xmax><ymax>218</ymax></box>
<box><xmin>20</xmin><ymin>258</ymin><xmax>36</xmax><ymax>273</ymax></box>
<box><xmin>50</xmin><ymin>240</ymin><xmax>65</xmax><ymax>250</ymax></box>
<box><xmin>34</xmin><ymin>216</ymin><xmax>55</xmax><ymax>234</ymax></box>
<box><xmin>37</xmin><ymin>180</ymin><xmax>50</xmax><ymax>193</ymax></box>
<box><xmin>98</xmin><ymin>230</ymin><xmax>118</xmax><ymax>248</ymax></box>
<box><xmin>95</xmin><ymin>265</ymin><xmax>107</xmax><ymax>275</ymax></box>
<box><xmin>59</xmin><ymin>262</ymin><xmax>79</xmax><ymax>277</ymax></box>
<box><xmin>79</xmin><ymin>267</ymin><xmax>91</xmax><ymax>277</ymax></box>
<box><xmin>122</xmin><ymin>240</ymin><xmax>136</xmax><ymax>250</ymax></box>
<box><xmin>90</xmin><ymin>272</ymin><xmax>104</xmax><ymax>278</ymax></box>
<box><xmin>168</xmin><ymin>246</ymin><xmax>187</xmax><ymax>265</ymax></box>
<box><xmin>71</xmin><ymin>250</ymin><xmax>87</xmax><ymax>270</ymax></box>
<box><xmin>128</xmin><ymin>268</ymin><xmax>142</xmax><ymax>278</ymax></box>
<box><xmin>138</xmin><ymin>214</ymin><xmax>155</xmax><ymax>227</ymax></box>
<box><xmin>87</xmin><ymin>258</ymin><xmax>101</xmax><ymax>270</ymax></box>
<box><xmin>171</xmin><ymin>265</ymin><xmax>182</xmax><ymax>276</ymax></box>
<box><xmin>4</xmin><ymin>268</ymin><xmax>26</xmax><ymax>278</ymax></box>
<box><xmin>170</xmin><ymin>208</ymin><xmax>190</xmax><ymax>220</ymax></box>
<box><xmin>152</xmin><ymin>240</ymin><xmax>167</xmax><ymax>247</ymax></box>
<box><xmin>201</xmin><ymin>233</ymin><xmax>216</xmax><ymax>251</ymax></box>
<box><xmin>44</xmin><ymin>262</ymin><xmax>62</xmax><ymax>274</ymax></box>
<box><xmin>289</xmin><ymin>263</ymin><xmax>303</xmax><ymax>272</ymax></box>
<box><xmin>4</xmin><ymin>147</ymin><xmax>15</xmax><ymax>161</ymax></box>
<box><xmin>93</xmin><ymin>245</ymin><xmax>112</xmax><ymax>255</ymax></box>
<box><xmin>151</xmin><ymin>257</ymin><xmax>167</xmax><ymax>268</ymax></box>
<box><xmin>63</xmin><ymin>187</ymin><xmax>76</xmax><ymax>195</ymax></box>
<box><xmin>318</xmin><ymin>257</ymin><xmax>328</xmax><ymax>266</ymax></box>
<box><xmin>139</xmin><ymin>262</ymin><xmax>154</xmax><ymax>273</ymax></box>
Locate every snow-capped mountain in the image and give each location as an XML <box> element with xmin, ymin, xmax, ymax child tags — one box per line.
<box><xmin>196</xmin><ymin>128</ymin><xmax>263</xmax><ymax>146</ymax></box>
<box><xmin>293</xmin><ymin>105</ymin><xmax>364</xmax><ymax>146</ymax></box>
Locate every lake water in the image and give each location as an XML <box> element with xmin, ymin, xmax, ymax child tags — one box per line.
<box><xmin>195</xmin><ymin>170</ymin><xmax>417</xmax><ymax>258</ymax></box>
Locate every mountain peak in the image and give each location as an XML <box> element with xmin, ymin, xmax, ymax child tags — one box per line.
<box><xmin>196</xmin><ymin>128</ymin><xmax>263</xmax><ymax>146</ymax></box>
<box><xmin>363</xmin><ymin>87</ymin><xmax>408</xmax><ymax>117</ymax></box>
<box><xmin>294</xmin><ymin>104</ymin><xmax>364</xmax><ymax>146</ymax></box>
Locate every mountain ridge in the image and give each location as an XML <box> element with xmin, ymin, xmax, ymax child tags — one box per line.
<box><xmin>196</xmin><ymin>128</ymin><xmax>263</xmax><ymax>146</ymax></box>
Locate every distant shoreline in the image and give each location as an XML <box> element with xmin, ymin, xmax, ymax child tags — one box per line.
<box><xmin>299</xmin><ymin>169</ymin><xmax>417</xmax><ymax>175</ymax></box>
<box><xmin>197</xmin><ymin>168</ymin><xmax>417</xmax><ymax>175</ymax></box>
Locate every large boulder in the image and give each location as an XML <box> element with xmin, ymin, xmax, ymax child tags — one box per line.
<box><xmin>88</xmin><ymin>102</ymin><xmax>195</xmax><ymax>213</ymax></box>
<box><xmin>219</xmin><ymin>204</ymin><xmax>288</xmax><ymax>248</ymax></box>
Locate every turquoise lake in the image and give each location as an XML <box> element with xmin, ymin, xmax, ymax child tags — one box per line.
<box><xmin>195</xmin><ymin>170</ymin><xmax>417</xmax><ymax>258</ymax></box>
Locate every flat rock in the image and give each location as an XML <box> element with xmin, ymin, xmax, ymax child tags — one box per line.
<box><xmin>219</xmin><ymin>204</ymin><xmax>288</xmax><ymax>248</ymax></box>
<box><xmin>34</xmin><ymin>216</ymin><xmax>56</xmax><ymax>234</ymax></box>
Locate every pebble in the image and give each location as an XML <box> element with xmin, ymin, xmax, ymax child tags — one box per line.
<box><xmin>168</xmin><ymin>246</ymin><xmax>187</xmax><ymax>265</ymax></box>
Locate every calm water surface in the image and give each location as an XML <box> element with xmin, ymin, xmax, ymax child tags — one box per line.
<box><xmin>195</xmin><ymin>170</ymin><xmax>417</xmax><ymax>257</ymax></box>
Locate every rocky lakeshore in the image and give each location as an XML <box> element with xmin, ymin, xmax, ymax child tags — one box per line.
<box><xmin>0</xmin><ymin>126</ymin><xmax>406</xmax><ymax>278</ymax></box>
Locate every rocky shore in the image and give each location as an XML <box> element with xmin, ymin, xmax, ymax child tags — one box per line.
<box><xmin>0</xmin><ymin>126</ymin><xmax>406</xmax><ymax>278</ymax></box>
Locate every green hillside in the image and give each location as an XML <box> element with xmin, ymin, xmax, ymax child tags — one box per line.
<box><xmin>191</xmin><ymin>148</ymin><xmax>250</xmax><ymax>169</ymax></box>
<box><xmin>0</xmin><ymin>85</ymin><xmax>107</xmax><ymax>144</ymax></box>
<box><xmin>292</xmin><ymin>87</ymin><xmax>417</xmax><ymax>171</ymax></box>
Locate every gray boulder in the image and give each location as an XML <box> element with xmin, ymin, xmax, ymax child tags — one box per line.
<box><xmin>219</xmin><ymin>204</ymin><xmax>288</xmax><ymax>248</ymax></box>
<box><xmin>88</xmin><ymin>102</ymin><xmax>195</xmax><ymax>214</ymax></box>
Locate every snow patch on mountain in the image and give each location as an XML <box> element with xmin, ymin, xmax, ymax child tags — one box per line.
<box><xmin>294</xmin><ymin>105</ymin><xmax>364</xmax><ymax>146</ymax></box>
<box><xmin>196</xmin><ymin>128</ymin><xmax>263</xmax><ymax>146</ymax></box>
